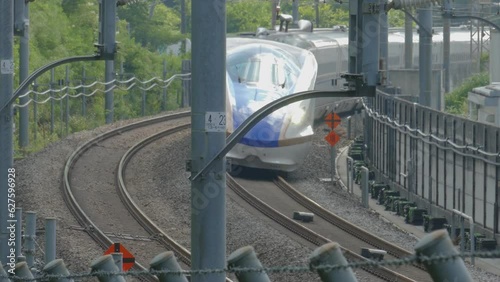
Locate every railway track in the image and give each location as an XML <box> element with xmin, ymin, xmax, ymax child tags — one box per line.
<box><xmin>62</xmin><ymin>110</ymin><xmax>425</xmax><ymax>281</ymax></box>
<box><xmin>227</xmin><ymin>174</ymin><xmax>424</xmax><ymax>281</ymax></box>
<box><xmin>111</xmin><ymin>122</ymin><xmax>424</xmax><ymax>281</ymax></box>
<box><xmin>274</xmin><ymin>177</ymin><xmax>434</xmax><ymax>278</ymax></box>
<box><xmin>117</xmin><ymin>122</ymin><xmax>234</xmax><ymax>282</ymax></box>
<box><xmin>63</xmin><ymin>111</ymin><xmax>233</xmax><ymax>282</ymax></box>
<box><xmin>116</xmin><ymin>123</ymin><xmax>191</xmax><ymax>265</ymax></box>
<box><xmin>275</xmin><ymin>176</ymin><xmax>424</xmax><ymax>262</ymax></box>
<box><xmin>62</xmin><ymin>112</ymin><xmax>190</xmax><ymax>281</ymax></box>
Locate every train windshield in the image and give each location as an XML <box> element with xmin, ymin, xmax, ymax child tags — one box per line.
<box><xmin>232</xmin><ymin>55</ymin><xmax>286</xmax><ymax>87</ymax></box>
<box><xmin>227</xmin><ymin>44</ymin><xmax>300</xmax><ymax>92</ymax></box>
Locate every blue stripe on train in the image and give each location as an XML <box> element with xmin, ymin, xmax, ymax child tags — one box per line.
<box><xmin>231</xmin><ymin>83</ymin><xmax>284</xmax><ymax>148</ymax></box>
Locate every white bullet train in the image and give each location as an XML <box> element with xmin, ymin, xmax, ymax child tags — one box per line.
<box><xmin>225</xmin><ymin>37</ymin><xmax>318</xmax><ymax>172</ymax></box>
<box><xmin>225</xmin><ymin>23</ymin><xmax>476</xmax><ymax>172</ymax></box>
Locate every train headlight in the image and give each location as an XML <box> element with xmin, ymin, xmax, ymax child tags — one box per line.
<box><xmin>291</xmin><ymin>108</ymin><xmax>306</xmax><ymax>124</ymax></box>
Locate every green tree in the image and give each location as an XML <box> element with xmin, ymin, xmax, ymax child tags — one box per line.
<box><xmin>388</xmin><ymin>10</ymin><xmax>406</xmax><ymax>28</ymax></box>
<box><xmin>61</xmin><ymin>0</ymin><xmax>90</xmax><ymax>15</ymax></box>
<box><xmin>298</xmin><ymin>3</ymin><xmax>348</xmax><ymax>28</ymax></box>
<box><xmin>118</xmin><ymin>2</ymin><xmax>184</xmax><ymax>51</ymax></box>
<box><xmin>226</xmin><ymin>0</ymin><xmax>270</xmax><ymax>33</ymax></box>
<box><xmin>169</xmin><ymin>0</ymin><xmax>192</xmax><ymax>34</ymax></box>
<box><xmin>445</xmin><ymin>72</ymin><xmax>489</xmax><ymax>115</ymax></box>
<box><xmin>14</xmin><ymin>0</ymin><xmax>188</xmax><ymax>156</ymax></box>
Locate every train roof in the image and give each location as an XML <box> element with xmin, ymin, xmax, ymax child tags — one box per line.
<box><xmin>227</xmin><ymin>37</ymin><xmax>316</xmax><ymax>66</ymax></box>
<box><xmin>243</xmin><ymin>25</ymin><xmax>474</xmax><ymax>48</ymax></box>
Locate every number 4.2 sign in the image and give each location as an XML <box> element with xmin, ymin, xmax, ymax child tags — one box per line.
<box><xmin>205</xmin><ymin>112</ymin><xmax>226</xmax><ymax>132</ymax></box>
<box><xmin>1</xmin><ymin>60</ymin><xmax>14</xmax><ymax>74</ymax></box>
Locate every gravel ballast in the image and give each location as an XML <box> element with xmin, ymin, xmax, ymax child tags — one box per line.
<box><xmin>15</xmin><ymin>111</ymin><xmax>500</xmax><ymax>281</ymax></box>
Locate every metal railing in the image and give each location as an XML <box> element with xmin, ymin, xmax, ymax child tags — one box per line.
<box><xmin>364</xmin><ymin>91</ymin><xmax>500</xmax><ymax>237</ymax></box>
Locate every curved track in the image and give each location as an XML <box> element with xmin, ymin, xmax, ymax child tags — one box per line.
<box><xmin>275</xmin><ymin>176</ymin><xmax>418</xmax><ymax>259</ymax></box>
<box><xmin>62</xmin><ymin>112</ymin><xmax>189</xmax><ymax>280</ymax></box>
<box><xmin>117</xmin><ymin>124</ymin><xmax>234</xmax><ymax>282</ymax></box>
<box><xmin>228</xmin><ymin>174</ymin><xmax>429</xmax><ymax>281</ymax></box>
<box><xmin>62</xmin><ymin>110</ymin><xmax>426</xmax><ymax>281</ymax></box>
<box><xmin>117</xmin><ymin>124</ymin><xmax>191</xmax><ymax>265</ymax></box>
<box><xmin>274</xmin><ymin>177</ymin><xmax>431</xmax><ymax>279</ymax></box>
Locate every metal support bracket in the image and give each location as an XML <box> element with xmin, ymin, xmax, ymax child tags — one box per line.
<box><xmin>362</xmin><ymin>3</ymin><xmax>382</xmax><ymax>14</ymax></box>
<box><xmin>341</xmin><ymin>73</ymin><xmax>364</xmax><ymax>90</ymax></box>
<box><xmin>341</xmin><ymin>73</ymin><xmax>377</xmax><ymax>97</ymax></box>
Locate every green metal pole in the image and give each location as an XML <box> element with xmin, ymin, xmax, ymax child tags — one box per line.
<box><xmin>65</xmin><ymin>66</ymin><xmax>69</xmax><ymax>136</ymax></box>
<box><xmin>50</xmin><ymin>69</ymin><xmax>55</xmax><ymax>134</ymax></box>
<box><xmin>0</xmin><ymin>0</ymin><xmax>14</xmax><ymax>265</ymax></box>
<box><xmin>150</xmin><ymin>252</ymin><xmax>188</xmax><ymax>282</ymax></box>
<box><xmin>16</xmin><ymin>0</ymin><xmax>30</xmax><ymax>148</ymax></box>
<box><xmin>310</xmin><ymin>242</ymin><xmax>358</xmax><ymax>282</ymax></box>
<box><xmin>33</xmin><ymin>80</ymin><xmax>37</xmax><ymax>141</ymax></box>
<box><xmin>227</xmin><ymin>246</ymin><xmax>270</xmax><ymax>282</ymax></box>
<box><xmin>415</xmin><ymin>229</ymin><xmax>473</xmax><ymax>282</ymax></box>
<box><xmin>190</xmin><ymin>0</ymin><xmax>227</xmax><ymax>281</ymax></box>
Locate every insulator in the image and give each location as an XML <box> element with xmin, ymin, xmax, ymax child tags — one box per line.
<box><xmin>279</xmin><ymin>13</ymin><xmax>293</xmax><ymax>23</ymax></box>
<box><xmin>298</xmin><ymin>20</ymin><xmax>313</xmax><ymax>32</ymax></box>
<box><xmin>392</xmin><ymin>0</ymin><xmax>440</xmax><ymax>10</ymax></box>
<box><xmin>256</xmin><ymin>27</ymin><xmax>269</xmax><ymax>37</ymax></box>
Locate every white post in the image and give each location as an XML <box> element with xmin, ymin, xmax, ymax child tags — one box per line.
<box><xmin>452</xmin><ymin>209</ymin><xmax>475</xmax><ymax>265</ymax></box>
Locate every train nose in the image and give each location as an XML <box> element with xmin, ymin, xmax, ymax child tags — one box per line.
<box><xmin>230</xmin><ymin>92</ymin><xmax>286</xmax><ymax>148</ymax></box>
<box><xmin>232</xmin><ymin>108</ymin><xmax>283</xmax><ymax>147</ymax></box>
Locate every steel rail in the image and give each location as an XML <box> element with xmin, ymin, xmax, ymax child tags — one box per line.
<box><xmin>117</xmin><ymin>124</ymin><xmax>235</xmax><ymax>282</ymax></box>
<box><xmin>274</xmin><ymin>176</ymin><xmax>428</xmax><ymax>274</ymax></box>
<box><xmin>116</xmin><ymin>123</ymin><xmax>192</xmax><ymax>265</ymax></box>
<box><xmin>62</xmin><ymin>111</ymin><xmax>190</xmax><ymax>281</ymax></box>
<box><xmin>227</xmin><ymin>175</ymin><xmax>415</xmax><ymax>282</ymax></box>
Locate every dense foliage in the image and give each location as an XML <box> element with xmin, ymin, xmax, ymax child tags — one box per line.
<box><xmin>444</xmin><ymin>72</ymin><xmax>489</xmax><ymax>115</ymax></box>
<box><xmin>118</xmin><ymin>2</ymin><xmax>184</xmax><ymax>51</ymax></box>
<box><xmin>12</xmin><ymin>0</ymin><xmax>455</xmax><ymax>156</ymax></box>
<box><xmin>225</xmin><ymin>0</ymin><xmax>407</xmax><ymax>33</ymax></box>
<box><xmin>14</xmin><ymin>0</ymin><xmax>189</xmax><ymax>155</ymax></box>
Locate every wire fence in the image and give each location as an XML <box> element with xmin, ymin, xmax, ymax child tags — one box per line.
<box><xmin>2</xmin><ymin>249</ymin><xmax>500</xmax><ymax>281</ymax></box>
<box><xmin>14</xmin><ymin>74</ymin><xmax>191</xmax><ymax>108</ymax></box>
<box><xmin>12</xmin><ymin>61</ymin><xmax>192</xmax><ymax>155</ymax></box>
<box><xmin>7</xmin><ymin>208</ymin><xmax>498</xmax><ymax>281</ymax></box>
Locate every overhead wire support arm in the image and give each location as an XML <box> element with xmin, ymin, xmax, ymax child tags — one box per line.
<box><xmin>189</xmin><ymin>89</ymin><xmax>362</xmax><ymax>182</ymax></box>
<box><xmin>0</xmin><ymin>54</ymin><xmax>101</xmax><ymax>114</ymax></box>
<box><xmin>446</xmin><ymin>14</ymin><xmax>500</xmax><ymax>31</ymax></box>
<box><xmin>1</xmin><ymin>0</ymin><xmax>118</xmax><ymax>115</ymax></box>
<box><xmin>439</xmin><ymin>0</ymin><xmax>500</xmax><ymax>30</ymax></box>
<box><xmin>386</xmin><ymin>0</ymin><xmax>439</xmax><ymax>10</ymax></box>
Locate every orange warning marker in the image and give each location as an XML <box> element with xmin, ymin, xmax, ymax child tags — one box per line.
<box><xmin>104</xmin><ymin>243</ymin><xmax>135</xmax><ymax>271</ymax></box>
<box><xmin>325</xmin><ymin>131</ymin><xmax>340</xmax><ymax>147</ymax></box>
<box><xmin>325</xmin><ymin>112</ymin><xmax>341</xmax><ymax>129</ymax></box>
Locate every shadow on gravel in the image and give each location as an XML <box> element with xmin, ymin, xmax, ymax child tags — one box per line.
<box><xmin>228</xmin><ymin>165</ymin><xmax>281</xmax><ymax>180</ymax></box>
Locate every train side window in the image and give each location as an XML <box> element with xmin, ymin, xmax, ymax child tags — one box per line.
<box><xmin>247</xmin><ymin>60</ymin><xmax>262</xmax><ymax>82</ymax></box>
<box><xmin>276</xmin><ymin>61</ymin><xmax>286</xmax><ymax>88</ymax></box>
<box><xmin>228</xmin><ymin>65</ymin><xmax>239</xmax><ymax>81</ymax></box>
<box><xmin>229</xmin><ymin>60</ymin><xmax>261</xmax><ymax>83</ymax></box>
